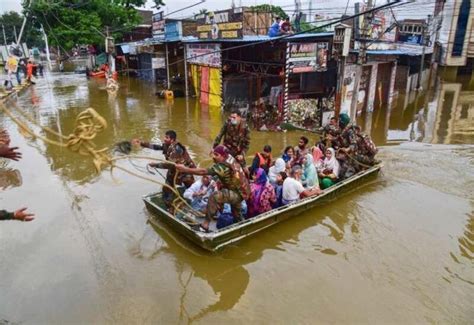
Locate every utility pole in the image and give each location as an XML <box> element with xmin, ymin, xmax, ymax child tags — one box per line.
<box><xmin>416</xmin><ymin>15</ymin><xmax>431</xmax><ymax>91</ymax></box>
<box><xmin>13</xmin><ymin>25</ymin><xmax>18</xmax><ymax>43</ymax></box>
<box><xmin>334</xmin><ymin>24</ymin><xmax>352</xmax><ymax>120</ymax></box>
<box><xmin>41</xmin><ymin>24</ymin><xmax>52</xmax><ymax>70</ymax></box>
<box><xmin>349</xmin><ymin>0</ymin><xmax>373</xmax><ymax>122</ymax></box>
<box><xmin>105</xmin><ymin>26</ymin><xmax>116</xmax><ymax>74</ymax></box>
<box><xmin>2</xmin><ymin>24</ymin><xmax>6</xmax><ymax>46</ymax></box>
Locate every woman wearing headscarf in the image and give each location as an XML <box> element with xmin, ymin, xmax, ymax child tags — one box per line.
<box><xmin>318</xmin><ymin>148</ymin><xmax>340</xmax><ymax>189</ymax></box>
<box><xmin>248</xmin><ymin>168</ymin><xmax>276</xmax><ymax>218</ymax></box>
<box><xmin>268</xmin><ymin>157</ymin><xmax>286</xmax><ymax>185</ymax></box>
<box><xmin>301</xmin><ymin>153</ymin><xmax>319</xmax><ymax>188</ymax></box>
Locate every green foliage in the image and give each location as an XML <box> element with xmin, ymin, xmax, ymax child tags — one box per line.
<box><xmin>0</xmin><ymin>11</ymin><xmax>43</xmax><ymax>48</ymax></box>
<box><xmin>300</xmin><ymin>21</ymin><xmax>327</xmax><ymax>33</ymax></box>
<box><xmin>250</xmin><ymin>4</ymin><xmax>288</xmax><ymax>19</ymax></box>
<box><xmin>24</xmin><ymin>0</ymin><xmax>146</xmax><ymax>50</ymax></box>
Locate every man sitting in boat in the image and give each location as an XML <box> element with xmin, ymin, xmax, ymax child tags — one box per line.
<box><xmin>183</xmin><ymin>175</ymin><xmax>215</xmax><ymax>213</ymax></box>
<box><xmin>176</xmin><ymin>145</ymin><xmax>250</xmax><ymax>232</ymax></box>
<box><xmin>294</xmin><ymin>136</ymin><xmax>309</xmax><ymax>166</ymax></box>
<box><xmin>282</xmin><ymin>165</ymin><xmax>321</xmax><ymax>205</ymax></box>
<box><xmin>133</xmin><ymin>130</ymin><xmax>196</xmax><ymax>207</ymax></box>
<box><xmin>213</xmin><ymin>110</ymin><xmax>250</xmax><ymax>168</ymax></box>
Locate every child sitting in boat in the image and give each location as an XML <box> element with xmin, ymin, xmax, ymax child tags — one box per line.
<box><xmin>272</xmin><ymin>171</ymin><xmax>287</xmax><ymax>208</ymax></box>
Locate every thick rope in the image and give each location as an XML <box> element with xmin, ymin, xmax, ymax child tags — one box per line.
<box><xmin>0</xmin><ymin>102</ymin><xmax>204</xmax><ymax>218</ymax></box>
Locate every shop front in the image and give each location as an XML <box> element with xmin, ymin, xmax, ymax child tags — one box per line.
<box><xmin>284</xmin><ymin>35</ymin><xmax>336</xmax><ymax>131</ymax></box>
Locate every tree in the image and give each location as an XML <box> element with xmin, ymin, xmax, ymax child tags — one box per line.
<box><xmin>250</xmin><ymin>4</ymin><xmax>288</xmax><ymax>19</ymax></box>
<box><xmin>24</xmin><ymin>0</ymin><xmax>147</xmax><ymax>51</ymax></box>
<box><xmin>0</xmin><ymin>11</ymin><xmax>43</xmax><ymax>48</ymax></box>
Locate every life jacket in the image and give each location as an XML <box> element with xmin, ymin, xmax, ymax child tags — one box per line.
<box><xmin>256</xmin><ymin>152</ymin><xmax>272</xmax><ymax>169</ymax></box>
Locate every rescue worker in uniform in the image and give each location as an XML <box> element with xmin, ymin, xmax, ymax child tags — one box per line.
<box><xmin>213</xmin><ymin>110</ymin><xmax>250</xmax><ymax>167</ymax></box>
<box><xmin>133</xmin><ymin>130</ymin><xmax>196</xmax><ymax>207</ymax></box>
<box><xmin>176</xmin><ymin>145</ymin><xmax>250</xmax><ymax>232</ymax></box>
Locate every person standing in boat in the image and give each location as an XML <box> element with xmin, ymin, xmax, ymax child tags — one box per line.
<box><xmin>133</xmin><ymin>130</ymin><xmax>196</xmax><ymax>207</ymax></box>
<box><xmin>176</xmin><ymin>145</ymin><xmax>250</xmax><ymax>232</ymax></box>
<box><xmin>213</xmin><ymin>110</ymin><xmax>250</xmax><ymax>167</ymax></box>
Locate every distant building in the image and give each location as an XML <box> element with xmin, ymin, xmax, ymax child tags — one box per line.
<box><xmin>122</xmin><ymin>10</ymin><xmax>153</xmax><ymax>42</ymax></box>
<box><xmin>435</xmin><ymin>0</ymin><xmax>474</xmax><ymax>67</ymax></box>
<box><xmin>397</xmin><ymin>19</ymin><xmax>427</xmax><ymax>45</ymax></box>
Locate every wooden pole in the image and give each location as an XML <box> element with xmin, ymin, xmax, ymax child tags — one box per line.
<box><xmin>165</xmin><ymin>43</ymin><xmax>170</xmax><ymax>89</ymax></box>
<box><xmin>184</xmin><ymin>44</ymin><xmax>189</xmax><ymax>97</ymax></box>
<box><xmin>350</xmin><ymin>0</ymin><xmax>372</xmax><ymax>122</ymax></box>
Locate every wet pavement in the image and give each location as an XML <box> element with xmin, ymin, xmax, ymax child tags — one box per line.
<box><xmin>0</xmin><ymin>71</ymin><xmax>472</xmax><ymax>323</ymax></box>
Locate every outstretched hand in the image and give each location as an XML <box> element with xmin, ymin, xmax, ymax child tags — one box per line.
<box><xmin>14</xmin><ymin>207</ymin><xmax>35</xmax><ymax>222</ymax></box>
<box><xmin>0</xmin><ymin>145</ymin><xmax>22</xmax><ymax>161</ymax></box>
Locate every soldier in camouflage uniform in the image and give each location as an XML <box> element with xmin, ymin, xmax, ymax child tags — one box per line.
<box><xmin>213</xmin><ymin>110</ymin><xmax>250</xmax><ymax>167</ymax></box>
<box><xmin>337</xmin><ymin>114</ymin><xmax>376</xmax><ymax>170</ymax></box>
<box><xmin>136</xmin><ymin>130</ymin><xmax>196</xmax><ymax>206</ymax></box>
<box><xmin>176</xmin><ymin>145</ymin><xmax>250</xmax><ymax>232</ymax></box>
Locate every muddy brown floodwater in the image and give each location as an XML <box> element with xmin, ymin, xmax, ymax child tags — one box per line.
<box><xmin>0</xmin><ymin>72</ymin><xmax>472</xmax><ymax>324</ymax></box>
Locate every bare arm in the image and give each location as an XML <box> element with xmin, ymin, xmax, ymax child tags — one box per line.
<box><xmin>176</xmin><ymin>164</ymin><xmax>208</xmax><ymax>176</ymax></box>
<box><xmin>301</xmin><ymin>187</ymin><xmax>322</xmax><ymax>198</ymax></box>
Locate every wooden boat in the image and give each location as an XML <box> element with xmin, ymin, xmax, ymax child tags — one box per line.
<box><xmin>143</xmin><ymin>164</ymin><xmax>382</xmax><ymax>252</ymax></box>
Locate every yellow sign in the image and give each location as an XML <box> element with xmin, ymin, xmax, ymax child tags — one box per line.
<box><xmin>197</xmin><ymin>22</ymin><xmax>243</xmax><ymax>32</ymax></box>
<box><xmin>219</xmin><ymin>22</ymin><xmax>243</xmax><ymax>31</ymax></box>
<box><xmin>221</xmin><ymin>30</ymin><xmax>238</xmax><ymax>38</ymax></box>
<box><xmin>197</xmin><ymin>25</ymin><xmax>212</xmax><ymax>32</ymax></box>
<box><xmin>199</xmin><ymin>32</ymin><xmax>209</xmax><ymax>38</ymax></box>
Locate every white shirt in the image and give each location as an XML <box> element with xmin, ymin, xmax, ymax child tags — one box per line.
<box><xmin>282</xmin><ymin>177</ymin><xmax>305</xmax><ymax>203</ymax></box>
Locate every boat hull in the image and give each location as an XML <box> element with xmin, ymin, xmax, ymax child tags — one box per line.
<box><xmin>143</xmin><ymin>164</ymin><xmax>382</xmax><ymax>251</ymax></box>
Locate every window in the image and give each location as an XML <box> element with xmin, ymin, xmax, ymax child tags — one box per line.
<box><xmin>452</xmin><ymin>0</ymin><xmax>471</xmax><ymax>57</ymax></box>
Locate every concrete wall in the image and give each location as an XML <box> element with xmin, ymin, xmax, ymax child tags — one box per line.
<box><xmin>438</xmin><ymin>0</ymin><xmax>474</xmax><ymax>66</ymax></box>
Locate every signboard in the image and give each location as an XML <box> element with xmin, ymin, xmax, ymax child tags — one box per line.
<box><xmin>152</xmin><ymin>57</ymin><xmax>166</xmax><ymax>69</ymax></box>
<box><xmin>360</xmin><ymin>6</ymin><xmax>396</xmax><ymax>42</ymax></box>
<box><xmin>287</xmin><ymin>42</ymin><xmax>328</xmax><ymax>74</ymax></box>
<box><xmin>186</xmin><ymin>43</ymin><xmax>221</xmax><ymax>67</ymax></box>
<box><xmin>196</xmin><ymin>9</ymin><xmax>243</xmax><ymax>39</ymax></box>
<box><xmin>165</xmin><ymin>21</ymin><xmax>182</xmax><ymax>41</ymax></box>
<box><xmin>152</xmin><ymin>12</ymin><xmax>165</xmax><ymax>39</ymax></box>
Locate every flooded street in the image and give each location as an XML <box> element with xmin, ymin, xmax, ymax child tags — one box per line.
<box><xmin>0</xmin><ymin>72</ymin><xmax>473</xmax><ymax>324</ymax></box>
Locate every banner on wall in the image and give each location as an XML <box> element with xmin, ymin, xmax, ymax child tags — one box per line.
<box><xmin>152</xmin><ymin>57</ymin><xmax>166</xmax><ymax>69</ymax></box>
<box><xmin>186</xmin><ymin>43</ymin><xmax>221</xmax><ymax>67</ymax></box>
<box><xmin>287</xmin><ymin>42</ymin><xmax>328</xmax><ymax>73</ymax></box>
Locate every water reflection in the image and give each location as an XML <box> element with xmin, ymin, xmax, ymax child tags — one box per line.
<box><xmin>356</xmin><ymin>74</ymin><xmax>474</xmax><ymax>146</ymax></box>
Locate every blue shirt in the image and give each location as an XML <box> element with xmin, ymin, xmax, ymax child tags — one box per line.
<box><xmin>268</xmin><ymin>22</ymin><xmax>281</xmax><ymax>37</ymax></box>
